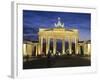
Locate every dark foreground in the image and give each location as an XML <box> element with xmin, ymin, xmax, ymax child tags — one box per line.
<box><xmin>23</xmin><ymin>55</ymin><xmax>91</xmax><ymax>69</ymax></box>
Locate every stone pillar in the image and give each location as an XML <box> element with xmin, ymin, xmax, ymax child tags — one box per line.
<box><xmin>78</xmin><ymin>44</ymin><xmax>81</xmax><ymax>54</ymax></box>
<box><xmin>40</xmin><ymin>37</ymin><xmax>43</xmax><ymax>54</ymax></box>
<box><xmin>62</xmin><ymin>39</ymin><xmax>65</xmax><ymax>55</ymax></box>
<box><xmin>46</xmin><ymin>38</ymin><xmax>50</xmax><ymax>55</ymax></box>
<box><xmin>68</xmin><ymin>37</ymin><xmax>72</xmax><ymax>54</ymax></box>
<box><xmin>88</xmin><ymin>44</ymin><xmax>91</xmax><ymax>55</ymax></box>
<box><xmin>75</xmin><ymin>38</ymin><xmax>79</xmax><ymax>55</ymax></box>
<box><xmin>53</xmin><ymin>39</ymin><xmax>56</xmax><ymax>55</ymax></box>
<box><xmin>83</xmin><ymin>43</ymin><xmax>86</xmax><ymax>55</ymax></box>
<box><xmin>23</xmin><ymin>44</ymin><xmax>27</xmax><ymax>56</ymax></box>
<box><xmin>38</xmin><ymin>37</ymin><xmax>41</xmax><ymax>55</ymax></box>
<box><xmin>35</xmin><ymin>44</ymin><xmax>38</xmax><ymax>56</ymax></box>
<box><xmin>38</xmin><ymin>37</ymin><xmax>43</xmax><ymax>55</ymax></box>
<box><xmin>26</xmin><ymin>44</ymin><xmax>33</xmax><ymax>57</ymax></box>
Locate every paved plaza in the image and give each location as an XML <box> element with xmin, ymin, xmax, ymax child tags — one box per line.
<box><xmin>23</xmin><ymin>55</ymin><xmax>90</xmax><ymax>69</ymax></box>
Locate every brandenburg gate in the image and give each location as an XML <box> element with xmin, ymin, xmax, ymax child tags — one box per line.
<box><xmin>38</xmin><ymin>17</ymin><xmax>79</xmax><ymax>55</ymax></box>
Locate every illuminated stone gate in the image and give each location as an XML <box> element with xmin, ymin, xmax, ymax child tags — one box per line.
<box><xmin>38</xmin><ymin>17</ymin><xmax>79</xmax><ymax>55</ymax></box>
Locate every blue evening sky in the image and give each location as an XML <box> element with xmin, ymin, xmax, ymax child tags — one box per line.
<box><xmin>23</xmin><ymin>10</ymin><xmax>91</xmax><ymax>41</ymax></box>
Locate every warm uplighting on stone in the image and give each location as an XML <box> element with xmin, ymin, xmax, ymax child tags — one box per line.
<box><xmin>23</xmin><ymin>17</ymin><xmax>91</xmax><ymax>57</ymax></box>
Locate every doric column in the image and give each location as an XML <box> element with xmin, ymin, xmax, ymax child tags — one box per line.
<box><xmin>26</xmin><ymin>44</ymin><xmax>33</xmax><ymax>57</ymax></box>
<box><xmin>38</xmin><ymin>37</ymin><xmax>41</xmax><ymax>55</ymax></box>
<box><xmin>38</xmin><ymin>37</ymin><xmax>43</xmax><ymax>55</ymax></box>
<box><xmin>62</xmin><ymin>39</ymin><xmax>65</xmax><ymax>55</ymax></box>
<box><xmin>53</xmin><ymin>39</ymin><xmax>56</xmax><ymax>55</ymax></box>
<box><xmin>68</xmin><ymin>37</ymin><xmax>72</xmax><ymax>54</ymax></box>
<box><xmin>35</xmin><ymin>44</ymin><xmax>38</xmax><ymax>56</ymax></box>
<box><xmin>88</xmin><ymin>44</ymin><xmax>91</xmax><ymax>55</ymax></box>
<box><xmin>23</xmin><ymin>43</ymin><xmax>27</xmax><ymax>56</ymax></box>
<box><xmin>40</xmin><ymin>37</ymin><xmax>43</xmax><ymax>53</ymax></box>
<box><xmin>75</xmin><ymin>37</ymin><xmax>79</xmax><ymax>55</ymax></box>
<box><xmin>83</xmin><ymin>43</ymin><xmax>86</xmax><ymax>55</ymax></box>
<box><xmin>46</xmin><ymin>38</ymin><xmax>50</xmax><ymax>55</ymax></box>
